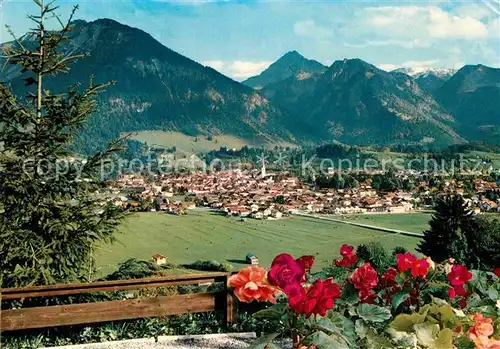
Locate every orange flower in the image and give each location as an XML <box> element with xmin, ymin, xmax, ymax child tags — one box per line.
<box><xmin>470</xmin><ymin>314</ymin><xmax>494</xmax><ymax>337</ymax></box>
<box><xmin>471</xmin><ymin>337</ymin><xmax>500</xmax><ymax>349</ymax></box>
<box><xmin>228</xmin><ymin>266</ymin><xmax>280</xmax><ymax>303</ymax></box>
<box><xmin>468</xmin><ymin>314</ymin><xmax>497</xmax><ymax>349</ymax></box>
<box><xmin>486</xmin><ymin>339</ymin><xmax>500</xmax><ymax>349</ymax></box>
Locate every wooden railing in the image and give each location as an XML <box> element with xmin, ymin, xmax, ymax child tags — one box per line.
<box><xmin>0</xmin><ymin>272</ymin><xmax>237</xmax><ymax>332</ymax></box>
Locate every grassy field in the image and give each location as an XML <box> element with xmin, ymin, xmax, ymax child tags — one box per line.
<box><xmin>95</xmin><ymin>210</ymin><xmax>421</xmax><ymax>275</ymax></box>
<box><xmin>126</xmin><ymin>131</ymin><xmax>295</xmax><ymax>155</ymax></box>
<box><xmin>340</xmin><ymin>212</ymin><xmax>433</xmax><ymax>234</ymax></box>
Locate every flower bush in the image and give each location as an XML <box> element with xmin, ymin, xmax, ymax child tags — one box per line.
<box><xmin>228</xmin><ymin>245</ymin><xmax>500</xmax><ymax>349</ymax></box>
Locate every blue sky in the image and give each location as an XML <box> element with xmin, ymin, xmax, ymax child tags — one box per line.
<box><xmin>1</xmin><ymin>0</ymin><xmax>499</xmax><ymax>80</ymax></box>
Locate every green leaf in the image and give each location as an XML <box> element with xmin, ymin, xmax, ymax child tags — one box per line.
<box><xmin>471</xmin><ymin>270</ymin><xmax>489</xmax><ymax>294</ymax></box>
<box><xmin>309</xmin><ymin>270</ymin><xmax>331</xmax><ymax>282</ymax></box>
<box><xmin>414</xmin><ymin>323</ymin><xmax>440</xmax><ymax>348</ymax></box>
<box><xmin>355</xmin><ymin>319</ymin><xmax>367</xmax><ymax>339</ymax></box>
<box><xmin>390</xmin><ymin>313</ymin><xmax>426</xmax><ymax>332</ymax></box>
<box><xmin>434</xmin><ymin>328</ymin><xmax>453</xmax><ymax>349</ymax></box>
<box><xmin>302</xmin><ymin>331</ymin><xmax>350</xmax><ymax>349</ymax></box>
<box><xmin>392</xmin><ymin>292</ymin><xmax>410</xmax><ymax>311</ymax></box>
<box><xmin>356</xmin><ymin>303</ymin><xmax>392</xmax><ymax>323</ymax></box>
<box><xmin>248</xmin><ymin>333</ymin><xmax>280</xmax><ymax>349</ymax></box>
<box><xmin>314</xmin><ymin>317</ymin><xmax>337</xmax><ymax>334</ymax></box>
<box><xmin>365</xmin><ymin>328</ymin><xmax>394</xmax><ymax>349</ymax></box>
<box><xmin>455</xmin><ymin>336</ymin><xmax>476</xmax><ymax>349</ymax></box>
<box><xmin>253</xmin><ymin>304</ymin><xmax>287</xmax><ymax>320</ymax></box>
<box><xmin>311</xmin><ymin>315</ymin><xmax>355</xmax><ymax>349</ymax></box>
<box><xmin>487</xmin><ymin>287</ymin><xmax>498</xmax><ymax>302</ymax></box>
<box><xmin>328</xmin><ymin>312</ymin><xmax>356</xmax><ymax>348</ymax></box>
<box><xmin>341</xmin><ymin>289</ymin><xmax>360</xmax><ymax>306</ymax></box>
<box><xmin>430</xmin><ymin>297</ymin><xmax>450</xmax><ymax>307</ymax></box>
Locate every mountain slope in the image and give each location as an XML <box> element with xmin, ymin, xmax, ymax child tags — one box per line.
<box><xmin>435</xmin><ymin>64</ymin><xmax>500</xmax><ymax>143</ymax></box>
<box><xmin>264</xmin><ymin>59</ymin><xmax>463</xmax><ymax>146</ymax></box>
<box><xmin>391</xmin><ymin>68</ymin><xmax>456</xmax><ymax>94</ymax></box>
<box><xmin>242</xmin><ymin>51</ymin><xmax>327</xmax><ymax>89</ymax></box>
<box><xmin>1</xmin><ymin>19</ymin><xmax>295</xmax><ymax>154</ymax></box>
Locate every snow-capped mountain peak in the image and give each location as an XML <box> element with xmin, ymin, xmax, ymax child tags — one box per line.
<box><xmin>391</xmin><ymin>67</ymin><xmax>456</xmax><ymax>79</ymax></box>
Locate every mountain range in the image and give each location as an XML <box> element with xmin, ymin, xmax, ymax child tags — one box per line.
<box><xmin>1</xmin><ymin>18</ymin><xmax>499</xmax><ymax>154</ymax></box>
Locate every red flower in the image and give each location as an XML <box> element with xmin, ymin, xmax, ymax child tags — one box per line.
<box><xmin>396</xmin><ymin>252</ymin><xmax>417</xmax><ymax>272</ymax></box>
<box><xmin>268</xmin><ymin>253</ymin><xmax>305</xmax><ymax>289</ymax></box>
<box><xmin>359</xmin><ymin>289</ymin><xmax>377</xmax><ymax>304</ymax></box>
<box><xmin>380</xmin><ymin>267</ymin><xmax>398</xmax><ymax>287</ymax></box>
<box><xmin>335</xmin><ymin>244</ymin><xmax>358</xmax><ymax>268</ymax></box>
<box><xmin>494</xmin><ymin>268</ymin><xmax>500</xmax><ymax>278</ymax></box>
<box><xmin>448</xmin><ymin>287</ymin><xmax>457</xmax><ymax>299</ymax></box>
<box><xmin>297</xmin><ymin>255</ymin><xmax>315</xmax><ymax>271</ymax></box>
<box><xmin>335</xmin><ymin>253</ymin><xmax>358</xmax><ymax>268</ymax></box>
<box><xmin>287</xmin><ymin>278</ymin><xmax>341</xmax><ymax>318</ymax></box>
<box><xmin>340</xmin><ymin>244</ymin><xmax>355</xmax><ymax>256</ymax></box>
<box><xmin>459</xmin><ymin>298</ymin><xmax>467</xmax><ymax>309</ymax></box>
<box><xmin>411</xmin><ymin>258</ymin><xmax>430</xmax><ymax>279</ymax></box>
<box><xmin>448</xmin><ymin>285</ymin><xmax>468</xmax><ymax>299</ymax></box>
<box><xmin>447</xmin><ymin>265</ymin><xmax>473</xmax><ymax>286</ymax></box>
<box><xmin>350</xmin><ymin>262</ymin><xmax>379</xmax><ymax>291</ymax></box>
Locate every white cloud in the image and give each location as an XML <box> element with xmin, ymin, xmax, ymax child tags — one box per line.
<box><xmin>202</xmin><ymin>60</ymin><xmax>225</xmax><ymax>71</ymax></box>
<box><xmin>294</xmin><ymin>20</ymin><xmax>332</xmax><ymax>39</ymax></box>
<box><xmin>489</xmin><ymin>17</ymin><xmax>500</xmax><ymax>38</ymax></box>
<box><xmin>202</xmin><ymin>60</ymin><xmax>272</xmax><ymax>80</ymax></box>
<box><xmin>230</xmin><ymin>61</ymin><xmax>273</xmax><ymax>79</ymax></box>
<box><xmin>364</xmin><ymin>6</ymin><xmax>488</xmax><ymax>40</ymax></box>
<box><xmin>344</xmin><ymin>39</ymin><xmax>429</xmax><ymax>49</ymax></box>
<box><xmin>428</xmin><ymin>7</ymin><xmax>488</xmax><ymax>39</ymax></box>
<box><xmin>377</xmin><ymin>63</ymin><xmax>398</xmax><ymax>71</ymax></box>
<box><xmin>454</xmin><ymin>3</ymin><xmax>492</xmax><ymax>20</ymax></box>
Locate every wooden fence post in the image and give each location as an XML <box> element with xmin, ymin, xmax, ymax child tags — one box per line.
<box><xmin>216</xmin><ymin>273</ymin><xmax>237</xmax><ymax>327</ymax></box>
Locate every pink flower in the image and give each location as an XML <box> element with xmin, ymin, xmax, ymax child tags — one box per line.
<box><xmin>297</xmin><ymin>255</ymin><xmax>315</xmax><ymax>271</ymax></box>
<box><xmin>268</xmin><ymin>253</ymin><xmax>305</xmax><ymax>289</ymax></box>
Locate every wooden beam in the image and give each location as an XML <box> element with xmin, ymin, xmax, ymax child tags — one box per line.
<box><xmin>0</xmin><ymin>272</ymin><xmax>229</xmax><ymax>300</ymax></box>
<box><xmin>1</xmin><ymin>293</ymin><xmax>218</xmax><ymax>331</ymax></box>
<box><xmin>0</xmin><ymin>279</ymin><xmax>217</xmax><ymax>300</ymax></box>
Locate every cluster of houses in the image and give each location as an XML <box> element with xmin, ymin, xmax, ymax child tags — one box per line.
<box><xmin>103</xmin><ymin>167</ymin><xmax>500</xmax><ymax>218</ymax></box>
<box><xmin>106</xmin><ymin>170</ymin><xmax>415</xmax><ymax>218</ymax></box>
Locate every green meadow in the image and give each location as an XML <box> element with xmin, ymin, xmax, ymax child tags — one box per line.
<box><xmin>96</xmin><ymin>210</ymin><xmax>423</xmax><ymax>275</ymax></box>
<box><xmin>340</xmin><ymin>212</ymin><xmax>433</xmax><ymax>234</ymax></box>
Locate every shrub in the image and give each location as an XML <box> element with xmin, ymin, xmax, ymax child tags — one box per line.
<box><xmin>181</xmin><ymin>260</ymin><xmax>233</xmax><ymax>272</ymax></box>
<box><xmin>356</xmin><ymin>242</ymin><xmax>392</xmax><ymax>270</ymax></box>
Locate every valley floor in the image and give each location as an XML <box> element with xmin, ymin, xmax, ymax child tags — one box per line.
<box><xmin>95</xmin><ymin>210</ymin><xmax>424</xmax><ymax>275</ymax></box>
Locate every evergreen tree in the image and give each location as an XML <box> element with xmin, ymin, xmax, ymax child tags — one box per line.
<box><xmin>0</xmin><ymin>1</ymin><xmax>125</xmax><ymax>287</ymax></box>
<box><xmin>417</xmin><ymin>195</ymin><xmax>473</xmax><ymax>263</ymax></box>
<box><xmin>462</xmin><ymin>216</ymin><xmax>500</xmax><ymax>270</ymax></box>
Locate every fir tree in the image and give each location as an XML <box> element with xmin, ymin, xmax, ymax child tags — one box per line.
<box><xmin>417</xmin><ymin>195</ymin><xmax>473</xmax><ymax>263</ymax></box>
<box><xmin>0</xmin><ymin>0</ymin><xmax>125</xmax><ymax>287</ymax></box>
